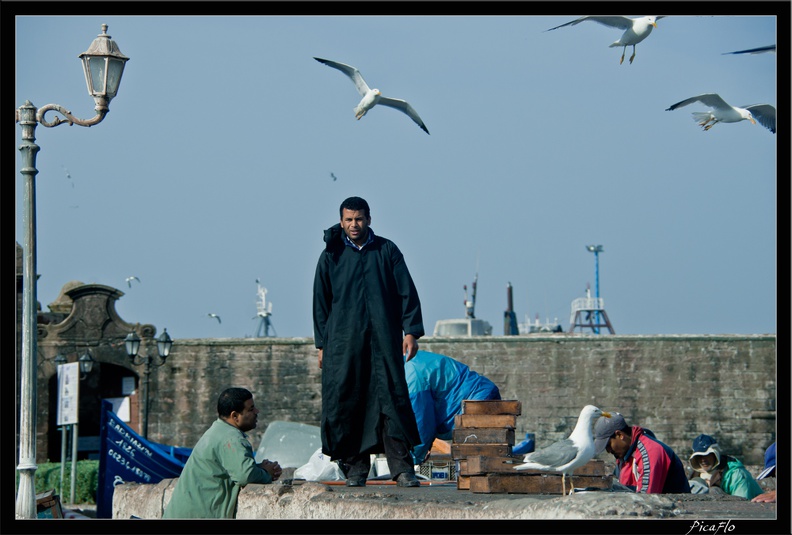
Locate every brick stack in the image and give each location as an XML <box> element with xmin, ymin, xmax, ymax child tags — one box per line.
<box><xmin>453</xmin><ymin>400</ymin><xmax>613</xmax><ymax>494</ymax></box>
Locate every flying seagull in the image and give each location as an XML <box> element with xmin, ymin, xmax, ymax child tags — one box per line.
<box><xmin>514</xmin><ymin>405</ymin><xmax>611</xmax><ymax>495</ymax></box>
<box><xmin>125</xmin><ymin>276</ymin><xmax>141</xmax><ymax>288</ymax></box>
<box><xmin>331</xmin><ymin>172</ymin><xmax>338</xmax><ymax>181</ymax></box>
<box><xmin>723</xmin><ymin>44</ymin><xmax>776</xmax><ymax>55</ymax></box>
<box><xmin>207</xmin><ymin>313</ymin><xmax>222</xmax><ymax>324</ymax></box>
<box><xmin>546</xmin><ymin>16</ymin><xmax>666</xmax><ymax>64</ymax></box>
<box><xmin>313</xmin><ymin>57</ymin><xmax>430</xmax><ymax>134</ymax></box>
<box><xmin>666</xmin><ymin>93</ymin><xmax>776</xmax><ymax>134</ymax></box>
<box><xmin>61</xmin><ymin>165</ymin><xmax>74</xmax><ymax>187</ymax></box>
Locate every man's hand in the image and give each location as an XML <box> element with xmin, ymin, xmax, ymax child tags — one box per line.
<box><xmin>259</xmin><ymin>459</ymin><xmax>282</xmax><ymax>481</ymax></box>
<box><xmin>318</xmin><ymin>348</ymin><xmax>323</xmax><ymax>369</ymax></box>
<box><xmin>403</xmin><ymin>334</ymin><xmax>419</xmax><ymax>361</ymax></box>
<box><xmin>751</xmin><ymin>490</ymin><xmax>776</xmax><ymax>503</ymax></box>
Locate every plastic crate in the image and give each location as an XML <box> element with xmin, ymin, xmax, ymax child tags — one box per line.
<box><xmin>418</xmin><ymin>458</ymin><xmax>456</xmax><ymax>482</ymax></box>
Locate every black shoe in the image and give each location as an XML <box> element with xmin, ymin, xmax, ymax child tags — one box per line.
<box><xmin>345</xmin><ymin>477</ymin><xmax>367</xmax><ymax>487</ymax></box>
<box><xmin>396</xmin><ymin>472</ymin><xmax>420</xmax><ymax>487</ymax></box>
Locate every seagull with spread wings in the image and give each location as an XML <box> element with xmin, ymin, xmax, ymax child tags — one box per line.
<box><xmin>666</xmin><ymin>93</ymin><xmax>776</xmax><ymax>134</ymax></box>
<box><xmin>207</xmin><ymin>313</ymin><xmax>222</xmax><ymax>324</ymax></box>
<box><xmin>723</xmin><ymin>45</ymin><xmax>776</xmax><ymax>55</ymax></box>
<box><xmin>514</xmin><ymin>405</ymin><xmax>611</xmax><ymax>495</ymax></box>
<box><xmin>546</xmin><ymin>16</ymin><xmax>666</xmax><ymax>64</ymax></box>
<box><xmin>125</xmin><ymin>276</ymin><xmax>141</xmax><ymax>288</ymax></box>
<box><xmin>314</xmin><ymin>57</ymin><xmax>429</xmax><ymax>134</ymax></box>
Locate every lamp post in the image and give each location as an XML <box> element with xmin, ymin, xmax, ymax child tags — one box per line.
<box><xmin>125</xmin><ymin>329</ymin><xmax>173</xmax><ymax>440</ymax></box>
<box><xmin>585</xmin><ymin>245</ymin><xmax>604</xmax><ymax>334</ymax></box>
<box><xmin>15</xmin><ymin>24</ymin><xmax>128</xmax><ymax>519</ymax></box>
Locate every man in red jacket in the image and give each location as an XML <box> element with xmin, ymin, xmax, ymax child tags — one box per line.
<box><xmin>593</xmin><ymin>412</ymin><xmax>691</xmax><ymax>493</ymax></box>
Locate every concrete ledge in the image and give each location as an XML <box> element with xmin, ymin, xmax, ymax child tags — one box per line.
<box><xmin>111</xmin><ymin>479</ymin><xmax>776</xmax><ymax>520</ymax></box>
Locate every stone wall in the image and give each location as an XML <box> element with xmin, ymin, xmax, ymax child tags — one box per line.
<box><xmin>145</xmin><ymin>334</ymin><xmax>775</xmax><ymax>466</ymax></box>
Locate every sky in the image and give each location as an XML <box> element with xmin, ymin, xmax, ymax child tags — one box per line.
<box><xmin>12</xmin><ymin>6</ymin><xmax>782</xmax><ymax>341</ymax></box>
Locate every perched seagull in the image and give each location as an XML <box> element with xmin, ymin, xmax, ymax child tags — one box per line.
<box><xmin>125</xmin><ymin>276</ymin><xmax>141</xmax><ymax>288</ymax></box>
<box><xmin>313</xmin><ymin>57</ymin><xmax>430</xmax><ymax>134</ymax></box>
<box><xmin>207</xmin><ymin>313</ymin><xmax>222</xmax><ymax>324</ymax></box>
<box><xmin>514</xmin><ymin>405</ymin><xmax>611</xmax><ymax>495</ymax></box>
<box><xmin>723</xmin><ymin>44</ymin><xmax>776</xmax><ymax>55</ymax></box>
<box><xmin>666</xmin><ymin>93</ymin><xmax>776</xmax><ymax>134</ymax></box>
<box><xmin>546</xmin><ymin>15</ymin><xmax>666</xmax><ymax>64</ymax></box>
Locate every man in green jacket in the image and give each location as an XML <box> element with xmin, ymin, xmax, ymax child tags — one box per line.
<box><xmin>688</xmin><ymin>434</ymin><xmax>763</xmax><ymax>500</ymax></box>
<box><xmin>163</xmin><ymin>387</ymin><xmax>282</xmax><ymax>518</ymax></box>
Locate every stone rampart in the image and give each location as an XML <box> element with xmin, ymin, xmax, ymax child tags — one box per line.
<box><xmin>145</xmin><ymin>334</ymin><xmax>775</xmax><ymax>466</ymax></box>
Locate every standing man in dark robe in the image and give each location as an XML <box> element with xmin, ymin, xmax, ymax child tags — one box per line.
<box><xmin>313</xmin><ymin>196</ymin><xmax>424</xmax><ymax>488</ymax></box>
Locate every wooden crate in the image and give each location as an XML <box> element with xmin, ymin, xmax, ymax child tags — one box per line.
<box><xmin>451</xmin><ymin>443</ymin><xmax>512</xmax><ymax>460</ymax></box>
<box><xmin>469</xmin><ymin>472</ymin><xmax>612</xmax><ymax>494</ymax></box>
<box><xmin>454</xmin><ymin>414</ymin><xmax>517</xmax><ymax>429</ymax></box>
<box><xmin>462</xmin><ymin>400</ymin><xmax>522</xmax><ymax>415</ymax></box>
<box><xmin>35</xmin><ymin>489</ymin><xmax>63</xmax><ymax>519</ymax></box>
<box><xmin>465</xmin><ymin>457</ymin><xmax>609</xmax><ymax>477</ymax></box>
<box><xmin>453</xmin><ymin>427</ymin><xmax>515</xmax><ymax>445</ymax></box>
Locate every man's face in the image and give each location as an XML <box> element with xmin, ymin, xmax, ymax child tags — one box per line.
<box><xmin>231</xmin><ymin>398</ymin><xmax>259</xmax><ymax>432</ymax></box>
<box><xmin>697</xmin><ymin>453</ymin><xmax>718</xmax><ymax>472</ymax></box>
<box><xmin>340</xmin><ymin>208</ymin><xmax>370</xmax><ymax>246</ymax></box>
<box><xmin>605</xmin><ymin>430</ymin><xmax>632</xmax><ymax>461</ymax></box>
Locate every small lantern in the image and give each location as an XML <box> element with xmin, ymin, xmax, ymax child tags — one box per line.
<box><xmin>79</xmin><ymin>350</ymin><xmax>95</xmax><ymax>376</ymax></box>
<box><xmin>157</xmin><ymin>329</ymin><xmax>173</xmax><ymax>361</ymax></box>
<box><xmin>125</xmin><ymin>331</ymin><xmax>141</xmax><ymax>359</ymax></box>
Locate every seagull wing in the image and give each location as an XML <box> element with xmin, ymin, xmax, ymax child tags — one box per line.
<box><xmin>666</xmin><ymin>93</ymin><xmax>731</xmax><ymax>112</ymax></box>
<box><xmin>378</xmin><ymin>97</ymin><xmax>430</xmax><ymax>134</ymax></box>
<box><xmin>723</xmin><ymin>45</ymin><xmax>776</xmax><ymax>55</ymax></box>
<box><xmin>314</xmin><ymin>57</ymin><xmax>370</xmax><ymax>97</ymax></box>
<box><xmin>745</xmin><ymin>104</ymin><xmax>777</xmax><ymax>133</ymax></box>
<box><xmin>546</xmin><ymin>15</ymin><xmax>635</xmax><ymax>32</ymax></box>
<box><xmin>515</xmin><ymin>438</ymin><xmax>579</xmax><ymax>470</ymax></box>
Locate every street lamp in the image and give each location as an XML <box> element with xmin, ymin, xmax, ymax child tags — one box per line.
<box><xmin>15</xmin><ymin>24</ymin><xmax>128</xmax><ymax>519</ymax></box>
<box><xmin>585</xmin><ymin>245</ymin><xmax>604</xmax><ymax>334</ymax></box>
<box><xmin>125</xmin><ymin>329</ymin><xmax>173</xmax><ymax>439</ymax></box>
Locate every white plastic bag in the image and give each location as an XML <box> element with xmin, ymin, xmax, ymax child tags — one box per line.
<box><xmin>293</xmin><ymin>448</ymin><xmax>345</xmax><ymax>481</ymax></box>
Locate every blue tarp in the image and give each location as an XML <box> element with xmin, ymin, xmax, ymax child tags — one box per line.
<box><xmin>96</xmin><ymin>400</ymin><xmax>190</xmax><ymax>518</ymax></box>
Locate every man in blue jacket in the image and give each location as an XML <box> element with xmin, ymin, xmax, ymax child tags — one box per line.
<box><xmin>405</xmin><ymin>350</ymin><xmax>501</xmax><ymax>465</ymax></box>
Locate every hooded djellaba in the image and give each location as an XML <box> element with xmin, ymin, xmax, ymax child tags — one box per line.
<box><xmin>688</xmin><ymin>434</ymin><xmax>764</xmax><ymax>499</ymax></box>
<box><xmin>313</xmin><ymin>220</ymin><xmax>424</xmax><ymax>463</ymax></box>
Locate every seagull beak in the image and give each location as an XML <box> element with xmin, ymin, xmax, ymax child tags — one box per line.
<box><xmin>601</xmin><ymin>411</ymin><xmax>612</xmax><ymax>418</ymax></box>
<box><xmin>651</xmin><ymin>22</ymin><xmax>657</xmax><ymax>28</ymax></box>
<box><xmin>750</xmin><ymin>117</ymin><xmax>756</xmax><ymax>125</ymax></box>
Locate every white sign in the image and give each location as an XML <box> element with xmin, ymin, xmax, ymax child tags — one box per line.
<box><xmin>106</xmin><ymin>396</ymin><xmax>131</xmax><ymax>422</ymax></box>
<box><xmin>57</xmin><ymin>362</ymin><xmax>80</xmax><ymax>425</ymax></box>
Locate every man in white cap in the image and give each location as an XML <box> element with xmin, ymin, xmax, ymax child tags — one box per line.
<box><xmin>687</xmin><ymin>433</ymin><xmax>763</xmax><ymax>500</ymax></box>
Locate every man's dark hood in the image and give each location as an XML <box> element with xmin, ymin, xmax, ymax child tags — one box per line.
<box><xmin>323</xmin><ymin>223</ymin><xmax>343</xmax><ymax>249</ymax></box>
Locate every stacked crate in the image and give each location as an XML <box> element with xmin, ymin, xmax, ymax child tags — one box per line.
<box><xmin>453</xmin><ymin>400</ymin><xmax>613</xmax><ymax>494</ymax></box>
<box><xmin>453</xmin><ymin>399</ymin><xmax>520</xmax><ymax>490</ymax></box>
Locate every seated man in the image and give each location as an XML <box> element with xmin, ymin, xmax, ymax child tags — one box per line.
<box><xmin>688</xmin><ymin>434</ymin><xmax>764</xmax><ymax>500</ymax></box>
<box><xmin>163</xmin><ymin>387</ymin><xmax>282</xmax><ymax>518</ymax></box>
<box><xmin>593</xmin><ymin>412</ymin><xmax>690</xmax><ymax>493</ymax></box>
<box><xmin>405</xmin><ymin>350</ymin><xmax>501</xmax><ymax>465</ymax></box>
